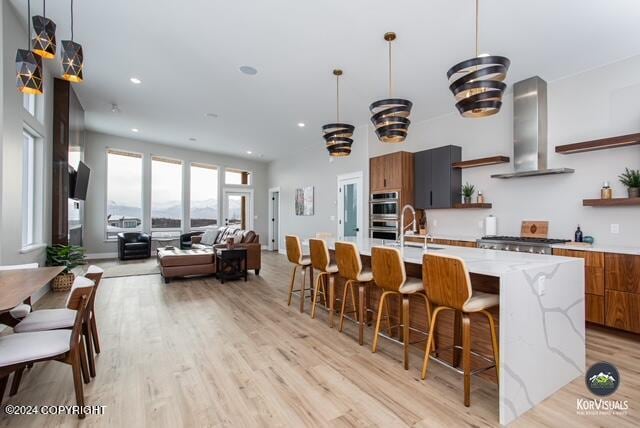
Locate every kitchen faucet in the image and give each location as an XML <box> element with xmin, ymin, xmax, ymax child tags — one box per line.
<box><xmin>399</xmin><ymin>204</ymin><xmax>417</xmax><ymax>248</ymax></box>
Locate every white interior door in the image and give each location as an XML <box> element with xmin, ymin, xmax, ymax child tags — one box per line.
<box><xmin>268</xmin><ymin>189</ymin><xmax>280</xmax><ymax>251</ymax></box>
<box><xmin>337</xmin><ymin>172</ymin><xmax>363</xmax><ymax>240</ymax></box>
<box><xmin>223</xmin><ymin>189</ymin><xmax>254</xmax><ymax>230</ymax></box>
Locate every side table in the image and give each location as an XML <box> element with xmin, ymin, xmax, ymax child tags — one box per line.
<box><xmin>215</xmin><ymin>248</ymin><xmax>248</xmax><ymax>283</ymax></box>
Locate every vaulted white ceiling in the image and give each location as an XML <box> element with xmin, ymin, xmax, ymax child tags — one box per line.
<box><xmin>9</xmin><ymin>0</ymin><xmax>640</xmax><ymax>160</ymax></box>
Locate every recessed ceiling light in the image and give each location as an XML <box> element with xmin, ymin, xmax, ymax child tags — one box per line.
<box><xmin>131</xmin><ymin>128</ymin><xmax>139</xmax><ymax>133</ymax></box>
<box><xmin>205</xmin><ymin>112</ymin><xmax>218</xmax><ymax>118</ymax></box>
<box><xmin>239</xmin><ymin>66</ymin><xmax>258</xmax><ymax>75</ymax></box>
<box><xmin>246</xmin><ymin>150</ymin><xmax>252</xmax><ymax>154</ymax></box>
<box><xmin>189</xmin><ymin>137</ymin><xmax>197</xmax><ymax>142</ymax></box>
<box><xmin>130</xmin><ymin>77</ymin><xmax>142</xmax><ymax>84</ymax></box>
<box><xmin>298</xmin><ymin>122</ymin><xmax>305</xmax><ymax>128</ymax></box>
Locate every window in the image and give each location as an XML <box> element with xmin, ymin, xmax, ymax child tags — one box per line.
<box><xmin>190</xmin><ymin>163</ymin><xmax>218</xmax><ymax>229</ymax></box>
<box><xmin>22</xmin><ymin>129</ymin><xmax>43</xmax><ymax>247</ymax></box>
<box><xmin>106</xmin><ymin>150</ymin><xmax>143</xmax><ymax>239</ymax></box>
<box><xmin>23</xmin><ymin>93</ymin><xmax>36</xmax><ymax>116</ymax></box>
<box><xmin>225</xmin><ymin>168</ymin><xmax>251</xmax><ymax>185</ymax></box>
<box><xmin>151</xmin><ymin>156</ymin><xmax>183</xmax><ymax>232</ymax></box>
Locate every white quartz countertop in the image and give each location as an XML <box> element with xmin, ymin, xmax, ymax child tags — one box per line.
<box><xmin>318</xmin><ymin>237</ymin><xmax>581</xmax><ymax>277</ymax></box>
<box><xmin>551</xmin><ymin>243</ymin><xmax>640</xmax><ymax>256</ymax></box>
<box><xmin>403</xmin><ymin>232</ymin><xmax>480</xmax><ymax>242</ymax></box>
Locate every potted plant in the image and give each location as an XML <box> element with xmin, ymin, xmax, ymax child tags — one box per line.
<box><xmin>46</xmin><ymin>244</ymin><xmax>86</xmax><ymax>291</ymax></box>
<box><xmin>618</xmin><ymin>168</ymin><xmax>640</xmax><ymax>198</ymax></box>
<box><xmin>461</xmin><ymin>182</ymin><xmax>475</xmax><ymax>204</ymax></box>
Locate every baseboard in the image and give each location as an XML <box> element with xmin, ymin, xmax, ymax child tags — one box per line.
<box><xmin>85</xmin><ymin>252</ymin><xmax>118</xmax><ymax>260</ymax></box>
<box><xmin>278</xmin><ymin>248</ymin><xmax>286</xmax><ymax>255</ymax></box>
<box><xmin>261</xmin><ymin>244</ymin><xmax>268</xmax><ymax>250</ymax></box>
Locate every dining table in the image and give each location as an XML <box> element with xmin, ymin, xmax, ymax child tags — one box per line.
<box><xmin>0</xmin><ymin>266</ymin><xmax>64</xmax><ymax>313</ymax></box>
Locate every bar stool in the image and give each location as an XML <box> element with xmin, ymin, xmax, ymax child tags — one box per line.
<box><xmin>371</xmin><ymin>246</ymin><xmax>433</xmax><ymax>370</ymax></box>
<box><xmin>335</xmin><ymin>241</ymin><xmax>375</xmax><ymax>345</ymax></box>
<box><xmin>285</xmin><ymin>235</ymin><xmax>314</xmax><ymax>313</ymax></box>
<box><xmin>420</xmin><ymin>252</ymin><xmax>499</xmax><ymax>407</ymax></box>
<box><xmin>309</xmin><ymin>239</ymin><xmax>339</xmax><ymax>327</ymax></box>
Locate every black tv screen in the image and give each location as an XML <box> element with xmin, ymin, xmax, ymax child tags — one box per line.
<box><xmin>71</xmin><ymin>161</ymin><xmax>90</xmax><ymax>200</ymax></box>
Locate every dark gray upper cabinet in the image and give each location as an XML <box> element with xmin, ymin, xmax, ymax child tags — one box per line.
<box><xmin>414</xmin><ymin>145</ymin><xmax>461</xmax><ymax>209</ymax></box>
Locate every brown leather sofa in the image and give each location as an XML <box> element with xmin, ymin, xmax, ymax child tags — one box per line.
<box><xmin>192</xmin><ymin>226</ymin><xmax>261</xmax><ymax>275</ymax></box>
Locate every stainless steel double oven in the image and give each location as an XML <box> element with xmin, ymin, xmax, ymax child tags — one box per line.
<box><xmin>369</xmin><ymin>191</ymin><xmax>399</xmax><ymax>240</ymax></box>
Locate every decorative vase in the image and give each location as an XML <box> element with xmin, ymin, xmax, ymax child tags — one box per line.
<box><xmin>226</xmin><ymin>238</ymin><xmax>235</xmax><ymax>249</ymax></box>
<box><xmin>52</xmin><ymin>272</ymin><xmax>74</xmax><ymax>292</ymax></box>
<box><xmin>463</xmin><ymin>196</ymin><xmax>471</xmax><ymax>204</ymax></box>
<box><xmin>628</xmin><ymin>187</ymin><xmax>640</xmax><ymax>198</ymax></box>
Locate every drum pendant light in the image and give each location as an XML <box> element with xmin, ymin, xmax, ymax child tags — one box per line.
<box><xmin>16</xmin><ymin>0</ymin><xmax>43</xmax><ymax>95</ymax></box>
<box><xmin>32</xmin><ymin>1</ymin><xmax>57</xmax><ymax>59</ymax></box>
<box><xmin>369</xmin><ymin>32</ymin><xmax>412</xmax><ymax>144</ymax></box>
<box><xmin>61</xmin><ymin>0</ymin><xmax>84</xmax><ymax>83</ymax></box>
<box><xmin>322</xmin><ymin>70</ymin><xmax>355</xmax><ymax>157</ymax></box>
<box><xmin>447</xmin><ymin>0</ymin><xmax>510</xmax><ymax>118</ymax></box>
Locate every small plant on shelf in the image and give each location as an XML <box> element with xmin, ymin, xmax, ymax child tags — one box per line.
<box><xmin>461</xmin><ymin>182</ymin><xmax>476</xmax><ymax>204</ymax></box>
<box><xmin>618</xmin><ymin>167</ymin><xmax>640</xmax><ymax>198</ymax></box>
<box><xmin>46</xmin><ymin>244</ymin><xmax>86</xmax><ymax>291</ymax></box>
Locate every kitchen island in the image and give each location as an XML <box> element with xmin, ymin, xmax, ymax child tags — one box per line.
<box><xmin>324</xmin><ymin>237</ymin><xmax>585</xmax><ymax>426</ymax></box>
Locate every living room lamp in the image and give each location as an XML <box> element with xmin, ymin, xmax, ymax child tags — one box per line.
<box><xmin>32</xmin><ymin>0</ymin><xmax>57</xmax><ymax>59</ymax></box>
<box><xmin>16</xmin><ymin>0</ymin><xmax>44</xmax><ymax>95</ymax></box>
<box><xmin>61</xmin><ymin>0</ymin><xmax>85</xmax><ymax>83</ymax></box>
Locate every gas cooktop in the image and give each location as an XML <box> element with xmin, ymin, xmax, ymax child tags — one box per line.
<box><xmin>480</xmin><ymin>236</ymin><xmax>570</xmax><ymax>244</ymax></box>
<box><xmin>477</xmin><ymin>236</ymin><xmax>570</xmax><ymax>254</ymax></box>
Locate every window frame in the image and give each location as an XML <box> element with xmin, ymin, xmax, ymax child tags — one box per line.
<box><xmin>150</xmin><ymin>155</ymin><xmax>184</xmax><ymax>234</ymax></box>
<box><xmin>224</xmin><ymin>167</ymin><xmax>253</xmax><ymax>186</ymax></box>
<box><xmin>21</xmin><ymin>126</ymin><xmax>45</xmax><ymax>249</ymax></box>
<box><xmin>189</xmin><ymin>161</ymin><xmax>220</xmax><ymax>231</ymax></box>
<box><xmin>104</xmin><ymin>148</ymin><xmax>144</xmax><ymax>241</ymax></box>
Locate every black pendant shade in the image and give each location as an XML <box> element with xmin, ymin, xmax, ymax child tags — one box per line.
<box><xmin>369</xmin><ymin>98</ymin><xmax>412</xmax><ymax>143</ymax></box>
<box><xmin>323</xmin><ymin>123</ymin><xmax>355</xmax><ymax>157</ymax></box>
<box><xmin>370</xmin><ymin>32</ymin><xmax>412</xmax><ymax>144</ymax></box>
<box><xmin>61</xmin><ymin>40</ymin><xmax>84</xmax><ymax>82</ymax></box>
<box><xmin>447</xmin><ymin>56</ymin><xmax>510</xmax><ymax>117</ymax></box>
<box><xmin>32</xmin><ymin>15</ymin><xmax>56</xmax><ymax>59</ymax></box>
<box><xmin>16</xmin><ymin>49</ymin><xmax>43</xmax><ymax>95</ymax></box>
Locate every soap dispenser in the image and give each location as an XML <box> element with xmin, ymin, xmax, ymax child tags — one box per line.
<box><xmin>574</xmin><ymin>225</ymin><xmax>583</xmax><ymax>243</ymax></box>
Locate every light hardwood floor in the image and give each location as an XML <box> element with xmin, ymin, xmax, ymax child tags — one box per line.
<box><xmin>1</xmin><ymin>252</ymin><xmax>638</xmax><ymax>427</ymax></box>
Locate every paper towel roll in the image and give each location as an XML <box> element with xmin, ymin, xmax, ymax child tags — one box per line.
<box><xmin>484</xmin><ymin>215</ymin><xmax>497</xmax><ymax>236</ymax></box>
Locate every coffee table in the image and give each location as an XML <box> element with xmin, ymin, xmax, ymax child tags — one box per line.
<box><xmin>215</xmin><ymin>248</ymin><xmax>247</xmax><ymax>283</ymax></box>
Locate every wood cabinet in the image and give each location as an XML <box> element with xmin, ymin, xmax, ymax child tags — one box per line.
<box><xmin>369</xmin><ymin>152</ymin><xmax>413</xmax><ymax>192</ymax></box>
<box><xmin>414</xmin><ymin>145</ymin><xmax>462</xmax><ymax>209</ymax></box>
<box><xmin>552</xmin><ymin>249</ymin><xmax>640</xmax><ymax>332</ymax></box>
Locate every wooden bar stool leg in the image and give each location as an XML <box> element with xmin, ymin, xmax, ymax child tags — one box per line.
<box><xmin>322</xmin><ymin>275</ymin><xmax>328</xmax><ymax>308</ymax></box>
<box><xmin>338</xmin><ymin>280</ymin><xmax>351</xmax><ymax>332</ymax></box>
<box><xmin>462</xmin><ymin>313</ymin><xmax>472</xmax><ymax>407</ymax></box>
<box><xmin>328</xmin><ymin>275</ymin><xmax>335</xmax><ymax>328</ymax></box>
<box><xmin>300</xmin><ymin>267</ymin><xmax>307</xmax><ymax>313</ymax></box>
<box><xmin>452</xmin><ymin>310</ymin><xmax>462</xmax><ymax>368</ymax></box>
<box><xmin>481</xmin><ymin>309</ymin><xmax>500</xmax><ymax>382</ymax></box>
<box><xmin>402</xmin><ymin>295</ymin><xmax>410</xmax><ymax>370</ymax></box>
<box><xmin>311</xmin><ymin>273</ymin><xmax>322</xmax><ymax>319</ymax></box>
<box><xmin>421</xmin><ymin>306</ymin><xmax>445</xmax><ymax>379</ymax></box>
<box><xmin>287</xmin><ymin>265</ymin><xmax>298</xmax><ymax>306</ymax></box>
<box><xmin>384</xmin><ymin>299</ymin><xmax>392</xmax><ymax>335</ymax></box>
<box><xmin>358</xmin><ymin>284</ymin><xmax>366</xmax><ymax>345</ymax></box>
<box><xmin>372</xmin><ymin>292</ymin><xmax>390</xmax><ymax>353</ymax></box>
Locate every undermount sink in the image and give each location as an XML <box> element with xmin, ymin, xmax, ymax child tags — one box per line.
<box><xmin>382</xmin><ymin>242</ymin><xmax>445</xmax><ymax>250</ymax></box>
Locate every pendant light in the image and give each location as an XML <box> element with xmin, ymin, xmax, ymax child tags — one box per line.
<box><xmin>447</xmin><ymin>0</ymin><xmax>510</xmax><ymax>118</ymax></box>
<box><xmin>32</xmin><ymin>0</ymin><xmax>57</xmax><ymax>59</ymax></box>
<box><xmin>322</xmin><ymin>70</ymin><xmax>355</xmax><ymax>157</ymax></box>
<box><xmin>61</xmin><ymin>0</ymin><xmax>84</xmax><ymax>83</ymax></box>
<box><xmin>16</xmin><ymin>0</ymin><xmax>43</xmax><ymax>95</ymax></box>
<box><xmin>369</xmin><ymin>32</ymin><xmax>412</xmax><ymax>144</ymax></box>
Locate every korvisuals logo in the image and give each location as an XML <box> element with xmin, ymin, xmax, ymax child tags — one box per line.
<box><xmin>586</xmin><ymin>362</ymin><xmax>620</xmax><ymax>397</ymax></box>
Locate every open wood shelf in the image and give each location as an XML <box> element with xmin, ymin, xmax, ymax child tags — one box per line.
<box><xmin>556</xmin><ymin>132</ymin><xmax>640</xmax><ymax>154</ymax></box>
<box><xmin>583</xmin><ymin>198</ymin><xmax>640</xmax><ymax>207</ymax></box>
<box><xmin>452</xmin><ymin>155</ymin><xmax>510</xmax><ymax>169</ymax></box>
<box><xmin>453</xmin><ymin>203</ymin><xmax>493</xmax><ymax>209</ymax></box>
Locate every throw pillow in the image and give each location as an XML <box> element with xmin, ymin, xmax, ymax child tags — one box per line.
<box><xmin>201</xmin><ymin>229</ymin><xmax>217</xmax><ymax>246</ymax></box>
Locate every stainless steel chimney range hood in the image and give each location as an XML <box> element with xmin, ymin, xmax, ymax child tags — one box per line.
<box><xmin>491</xmin><ymin>76</ymin><xmax>574</xmax><ymax>179</ymax></box>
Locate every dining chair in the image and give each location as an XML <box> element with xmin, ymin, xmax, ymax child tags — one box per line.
<box><xmin>0</xmin><ymin>263</ymin><xmax>39</xmax><ymax>326</ymax></box>
<box><xmin>0</xmin><ymin>278</ymin><xmax>93</xmax><ymax>418</ymax></box>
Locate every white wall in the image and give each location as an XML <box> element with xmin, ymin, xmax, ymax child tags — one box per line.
<box><xmin>1</xmin><ymin>1</ymin><xmax>54</xmax><ymax>267</ymax></box>
<box><xmin>267</xmin><ymin>126</ymin><xmax>369</xmax><ymax>248</ymax></box>
<box><xmin>269</xmin><ymin>55</ymin><xmax>640</xmax><ymax>248</ymax></box>
<box><xmin>83</xmin><ymin>131</ymin><xmax>270</xmax><ymax>255</ymax></box>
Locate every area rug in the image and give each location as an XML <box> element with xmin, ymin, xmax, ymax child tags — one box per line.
<box><xmin>82</xmin><ymin>257</ymin><xmax>160</xmax><ymax>278</ymax></box>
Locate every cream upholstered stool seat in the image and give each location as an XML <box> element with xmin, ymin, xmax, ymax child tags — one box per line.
<box><xmin>335</xmin><ymin>242</ymin><xmax>376</xmax><ymax>345</ymax></box>
<box><xmin>0</xmin><ymin>263</ymin><xmax>39</xmax><ymax>324</ymax></box>
<box><xmin>285</xmin><ymin>235</ymin><xmax>314</xmax><ymax>313</ymax></box>
<box><xmin>420</xmin><ymin>252</ymin><xmax>499</xmax><ymax>407</ymax></box>
<box><xmin>309</xmin><ymin>239</ymin><xmax>342</xmax><ymax>327</ymax></box>
<box><xmin>370</xmin><ymin>246</ymin><xmax>434</xmax><ymax>370</ymax></box>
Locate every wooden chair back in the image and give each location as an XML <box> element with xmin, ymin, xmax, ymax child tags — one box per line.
<box><xmin>309</xmin><ymin>239</ymin><xmax>331</xmax><ymax>272</ymax></box>
<box><xmin>285</xmin><ymin>235</ymin><xmax>304</xmax><ymax>265</ymax></box>
<box><xmin>69</xmin><ymin>294</ymin><xmax>90</xmax><ymax>351</ymax></box>
<box><xmin>66</xmin><ymin>276</ymin><xmax>96</xmax><ymax>311</ymax></box>
<box><xmin>335</xmin><ymin>241</ymin><xmax>363</xmax><ymax>281</ymax></box>
<box><xmin>84</xmin><ymin>265</ymin><xmax>104</xmax><ymax>312</ymax></box>
<box><xmin>371</xmin><ymin>246</ymin><xmax>406</xmax><ymax>292</ymax></box>
<box><xmin>422</xmin><ymin>253</ymin><xmax>472</xmax><ymax>310</ymax></box>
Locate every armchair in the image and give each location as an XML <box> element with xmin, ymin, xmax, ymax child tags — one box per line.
<box><xmin>117</xmin><ymin>232</ymin><xmax>151</xmax><ymax>260</ymax></box>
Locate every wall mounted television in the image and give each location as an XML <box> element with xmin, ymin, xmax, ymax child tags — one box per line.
<box><xmin>69</xmin><ymin>161</ymin><xmax>90</xmax><ymax>200</ymax></box>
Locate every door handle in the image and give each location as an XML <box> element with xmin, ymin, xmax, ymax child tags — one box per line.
<box><xmin>354</xmin><ymin>228</ymin><xmax>360</xmax><ymax>232</ymax></box>
<box><xmin>430</xmin><ymin>191</ymin><xmax>433</xmax><ymax>206</ymax></box>
<box><xmin>384</xmin><ymin>178</ymin><xmax>387</xmax><ymax>187</ymax></box>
